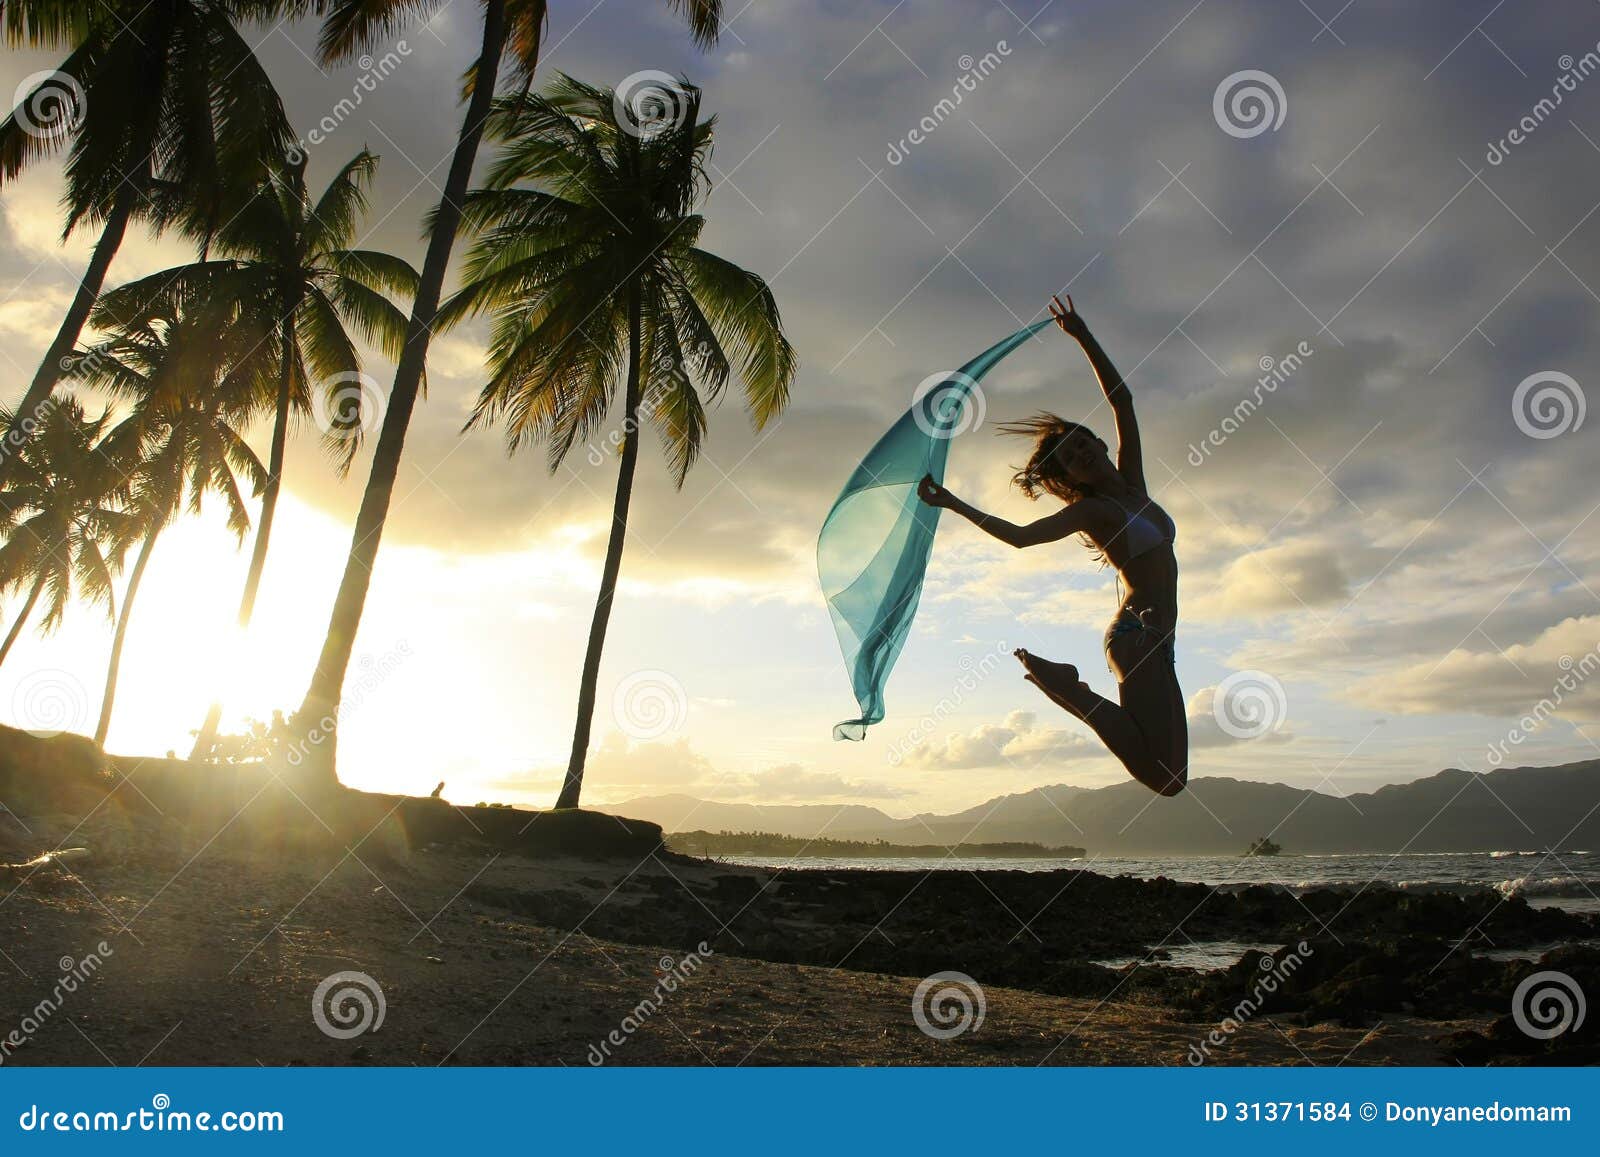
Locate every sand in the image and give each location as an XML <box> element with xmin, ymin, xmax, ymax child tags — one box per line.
<box><xmin>0</xmin><ymin>809</ymin><xmax>1481</xmax><ymax>1067</ymax></box>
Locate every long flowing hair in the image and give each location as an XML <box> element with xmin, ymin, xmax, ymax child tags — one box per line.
<box><xmin>998</xmin><ymin>412</ymin><xmax>1105</xmax><ymax>503</ymax></box>
<box><xmin>1000</xmin><ymin>412</ymin><xmax>1107</xmax><ymax>561</ymax></box>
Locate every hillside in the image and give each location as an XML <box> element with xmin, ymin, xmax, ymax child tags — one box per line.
<box><xmin>605</xmin><ymin>760</ymin><xmax>1600</xmax><ymax>855</ymax></box>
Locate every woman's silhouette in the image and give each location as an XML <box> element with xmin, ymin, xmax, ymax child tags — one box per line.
<box><xmin>918</xmin><ymin>295</ymin><xmax>1187</xmax><ymax>796</ymax></box>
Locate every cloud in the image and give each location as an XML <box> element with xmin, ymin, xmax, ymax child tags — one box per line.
<box><xmin>747</xmin><ymin>765</ymin><xmax>911</xmax><ymax>800</ymax></box>
<box><xmin>554</xmin><ymin>735</ymin><xmax>910</xmax><ymax>801</ymax></box>
<box><xmin>1187</xmin><ymin>542</ymin><xmax>1352</xmax><ymax>619</ymax></box>
<box><xmin>1347</xmin><ymin>614</ymin><xmax>1600</xmax><ymax>720</ymax></box>
<box><xmin>900</xmin><ymin>709</ymin><xmax>1095</xmax><ymax>769</ymax></box>
<box><xmin>1186</xmin><ymin>686</ymin><xmax>1295</xmax><ymax>749</ymax></box>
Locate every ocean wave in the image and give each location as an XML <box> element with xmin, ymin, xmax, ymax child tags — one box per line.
<box><xmin>1210</xmin><ymin>876</ymin><xmax>1600</xmax><ymax>899</ymax></box>
<box><xmin>1496</xmin><ymin>875</ymin><xmax>1597</xmax><ymax>898</ymax></box>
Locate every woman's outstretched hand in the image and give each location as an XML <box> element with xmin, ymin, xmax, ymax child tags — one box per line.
<box><xmin>917</xmin><ymin>474</ymin><xmax>954</xmax><ymax>508</ymax></box>
<box><xmin>1049</xmin><ymin>293</ymin><xmax>1090</xmax><ymax>341</ymax></box>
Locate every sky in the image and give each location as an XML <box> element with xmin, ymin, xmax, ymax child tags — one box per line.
<box><xmin>2</xmin><ymin>0</ymin><xmax>1599</xmax><ymax>815</ymax></box>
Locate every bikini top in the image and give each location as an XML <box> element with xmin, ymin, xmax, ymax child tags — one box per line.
<box><xmin>1104</xmin><ymin>492</ymin><xmax>1175</xmax><ymax>562</ymax></box>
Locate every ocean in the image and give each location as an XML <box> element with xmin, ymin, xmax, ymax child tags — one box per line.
<box><xmin>716</xmin><ymin>848</ymin><xmax>1600</xmax><ymax>908</ymax></box>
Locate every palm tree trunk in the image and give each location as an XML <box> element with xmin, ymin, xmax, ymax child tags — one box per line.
<box><xmin>94</xmin><ymin>523</ymin><xmax>160</xmax><ymax>748</ymax></box>
<box><xmin>0</xmin><ymin>188</ymin><xmax>136</xmax><ymax>493</ymax></box>
<box><xmin>291</xmin><ymin>0</ymin><xmax>511</xmax><ymax>789</ymax></box>
<box><xmin>0</xmin><ymin>574</ymin><xmax>46</xmax><ymax>668</ymax></box>
<box><xmin>189</xmin><ymin>311</ymin><xmax>296</xmax><ymax>760</ymax></box>
<box><xmin>556</xmin><ymin>284</ymin><xmax>644</xmax><ymax>811</ymax></box>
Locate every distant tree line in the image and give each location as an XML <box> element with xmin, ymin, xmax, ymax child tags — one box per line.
<box><xmin>668</xmin><ymin>830</ymin><xmax>1087</xmax><ymax>859</ymax></box>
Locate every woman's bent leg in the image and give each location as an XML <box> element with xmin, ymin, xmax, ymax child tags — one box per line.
<box><xmin>1108</xmin><ymin>636</ymin><xmax>1187</xmax><ymax>796</ymax></box>
<box><xmin>1016</xmin><ymin>649</ymin><xmax>1168</xmax><ymax>788</ymax></box>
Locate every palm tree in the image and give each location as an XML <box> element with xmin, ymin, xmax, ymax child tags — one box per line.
<box><xmin>442</xmin><ymin>76</ymin><xmax>795</xmax><ymax>810</ymax></box>
<box><xmin>96</xmin><ymin>151</ymin><xmax>419</xmax><ymax>758</ymax></box>
<box><xmin>0</xmin><ymin>396</ymin><xmax>132</xmax><ymax>667</ymax></box>
<box><xmin>287</xmin><ymin>0</ymin><xmax>723</xmax><ymax>787</ymax></box>
<box><xmin>64</xmin><ymin>297</ymin><xmax>273</xmax><ymax>746</ymax></box>
<box><xmin>0</xmin><ymin>0</ymin><xmax>292</xmax><ymax>493</ymax></box>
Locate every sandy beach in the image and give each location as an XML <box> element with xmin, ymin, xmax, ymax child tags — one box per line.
<box><xmin>4</xmin><ymin>736</ymin><xmax>1596</xmax><ymax>1069</ymax></box>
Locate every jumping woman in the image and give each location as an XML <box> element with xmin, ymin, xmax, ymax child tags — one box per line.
<box><xmin>917</xmin><ymin>295</ymin><xmax>1187</xmax><ymax>796</ymax></box>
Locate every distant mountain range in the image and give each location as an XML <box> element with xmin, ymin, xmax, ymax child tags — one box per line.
<box><xmin>602</xmin><ymin>760</ymin><xmax>1600</xmax><ymax>855</ymax></box>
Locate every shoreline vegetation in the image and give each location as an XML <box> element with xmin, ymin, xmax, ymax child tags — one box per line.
<box><xmin>667</xmin><ymin>830</ymin><xmax>1087</xmax><ymax>859</ymax></box>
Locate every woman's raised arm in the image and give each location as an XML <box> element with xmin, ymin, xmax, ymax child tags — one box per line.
<box><xmin>1050</xmin><ymin>294</ymin><xmax>1146</xmax><ymax>493</ymax></box>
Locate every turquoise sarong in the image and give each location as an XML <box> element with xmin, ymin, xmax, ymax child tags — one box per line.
<box><xmin>819</xmin><ymin>320</ymin><xmax>1051</xmax><ymax>740</ymax></box>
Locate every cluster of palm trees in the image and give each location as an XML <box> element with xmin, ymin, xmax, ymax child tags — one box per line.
<box><xmin>0</xmin><ymin>0</ymin><xmax>795</xmax><ymax>811</ymax></box>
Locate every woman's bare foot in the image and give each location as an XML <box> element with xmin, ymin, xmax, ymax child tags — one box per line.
<box><xmin>1014</xmin><ymin>649</ymin><xmax>1092</xmax><ymax>718</ymax></box>
<box><xmin>1014</xmin><ymin>648</ymin><xmax>1081</xmax><ymax>691</ymax></box>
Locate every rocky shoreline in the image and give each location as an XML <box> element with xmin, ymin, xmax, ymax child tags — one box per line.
<box><xmin>465</xmin><ymin>857</ymin><xmax>1599</xmax><ymax>1064</ymax></box>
